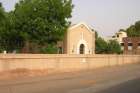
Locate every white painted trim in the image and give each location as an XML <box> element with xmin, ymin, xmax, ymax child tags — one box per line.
<box><xmin>77</xmin><ymin>39</ymin><xmax>89</xmax><ymax>54</ymax></box>
<box><xmin>69</xmin><ymin>22</ymin><xmax>94</xmax><ymax>34</ymax></box>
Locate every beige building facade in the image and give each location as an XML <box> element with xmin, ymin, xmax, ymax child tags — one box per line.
<box><xmin>63</xmin><ymin>23</ymin><xmax>95</xmax><ymax>54</ymax></box>
<box><xmin>104</xmin><ymin>31</ymin><xmax>127</xmax><ymax>50</ymax></box>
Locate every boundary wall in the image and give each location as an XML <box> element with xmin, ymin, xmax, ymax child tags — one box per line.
<box><xmin>0</xmin><ymin>54</ymin><xmax>140</xmax><ymax>73</ymax></box>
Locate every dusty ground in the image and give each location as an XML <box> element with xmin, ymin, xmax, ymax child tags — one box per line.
<box><xmin>0</xmin><ymin>69</ymin><xmax>48</xmax><ymax>80</ymax></box>
<box><xmin>0</xmin><ymin>63</ymin><xmax>140</xmax><ymax>81</ymax></box>
<box><xmin>0</xmin><ymin>63</ymin><xmax>140</xmax><ymax>93</ymax></box>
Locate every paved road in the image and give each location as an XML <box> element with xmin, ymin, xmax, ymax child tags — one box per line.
<box><xmin>0</xmin><ymin>63</ymin><xmax>140</xmax><ymax>93</ymax></box>
<box><xmin>96</xmin><ymin>78</ymin><xmax>140</xmax><ymax>93</ymax></box>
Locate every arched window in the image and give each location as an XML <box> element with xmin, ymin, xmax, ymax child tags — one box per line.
<box><xmin>80</xmin><ymin>44</ymin><xmax>85</xmax><ymax>54</ymax></box>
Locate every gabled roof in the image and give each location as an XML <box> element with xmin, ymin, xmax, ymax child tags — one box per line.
<box><xmin>69</xmin><ymin>22</ymin><xmax>95</xmax><ymax>33</ymax></box>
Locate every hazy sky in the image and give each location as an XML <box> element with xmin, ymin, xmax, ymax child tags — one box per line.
<box><xmin>1</xmin><ymin>0</ymin><xmax>140</xmax><ymax>37</ymax></box>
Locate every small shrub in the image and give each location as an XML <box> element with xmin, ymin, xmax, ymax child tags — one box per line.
<box><xmin>40</xmin><ymin>44</ymin><xmax>58</xmax><ymax>54</ymax></box>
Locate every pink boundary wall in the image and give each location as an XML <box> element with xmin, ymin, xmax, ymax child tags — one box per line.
<box><xmin>0</xmin><ymin>54</ymin><xmax>140</xmax><ymax>73</ymax></box>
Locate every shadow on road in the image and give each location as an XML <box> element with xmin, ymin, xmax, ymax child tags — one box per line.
<box><xmin>96</xmin><ymin>78</ymin><xmax>140</xmax><ymax>93</ymax></box>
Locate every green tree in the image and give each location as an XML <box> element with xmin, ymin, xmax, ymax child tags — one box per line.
<box><xmin>95</xmin><ymin>31</ymin><xmax>122</xmax><ymax>54</ymax></box>
<box><xmin>135</xmin><ymin>21</ymin><xmax>140</xmax><ymax>35</ymax></box>
<box><xmin>0</xmin><ymin>3</ymin><xmax>8</xmax><ymax>52</ymax></box>
<box><xmin>126</xmin><ymin>20</ymin><xmax>140</xmax><ymax>37</ymax></box>
<box><xmin>95</xmin><ymin>31</ymin><xmax>98</xmax><ymax>39</ymax></box>
<box><xmin>0</xmin><ymin>3</ymin><xmax>23</xmax><ymax>53</ymax></box>
<box><xmin>13</xmin><ymin>0</ymin><xmax>73</xmax><ymax>53</ymax></box>
<box><xmin>0</xmin><ymin>3</ymin><xmax>5</xmax><ymax>21</ymax></box>
<box><xmin>95</xmin><ymin>37</ymin><xmax>108</xmax><ymax>54</ymax></box>
<box><xmin>40</xmin><ymin>44</ymin><xmax>58</xmax><ymax>54</ymax></box>
<box><xmin>107</xmin><ymin>40</ymin><xmax>122</xmax><ymax>54</ymax></box>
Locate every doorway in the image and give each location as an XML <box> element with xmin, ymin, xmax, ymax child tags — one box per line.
<box><xmin>79</xmin><ymin>44</ymin><xmax>85</xmax><ymax>54</ymax></box>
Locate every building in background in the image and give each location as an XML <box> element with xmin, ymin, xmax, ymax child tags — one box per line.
<box><xmin>123</xmin><ymin>37</ymin><xmax>140</xmax><ymax>54</ymax></box>
<box><xmin>104</xmin><ymin>31</ymin><xmax>127</xmax><ymax>50</ymax></box>
<box><xmin>58</xmin><ymin>23</ymin><xmax>95</xmax><ymax>54</ymax></box>
<box><xmin>105</xmin><ymin>31</ymin><xmax>140</xmax><ymax>54</ymax></box>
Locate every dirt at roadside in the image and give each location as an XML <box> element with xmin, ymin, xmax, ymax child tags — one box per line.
<box><xmin>0</xmin><ymin>69</ymin><xmax>48</xmax><ymax>80</ymax></box>
<box><xmin>0</xmin><ymin>63</ymin><xmax>140</xmax><ymax>81</ymax></box>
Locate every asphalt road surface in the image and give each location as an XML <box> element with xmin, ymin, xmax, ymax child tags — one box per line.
<box><xmin>0</xmin><ymin>63</ymin><xmax>140</xmax><ymax>93</ymax></box>
<box><xmin>96</xmin><ymin>78</ymin><xmax>140</xmax><ymax>93</ymax></box>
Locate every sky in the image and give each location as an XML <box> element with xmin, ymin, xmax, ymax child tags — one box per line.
<box><xmin>0</xmin><ymin>0</ymin><xmax>140</xmax><ymax>37</ymax></box>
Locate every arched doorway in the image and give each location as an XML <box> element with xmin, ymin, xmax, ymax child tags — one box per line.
<box><xmin>80</xmin><ymin>44</ymin><xmax>85</xmax><ymax>54</ymax></box>
<box><xmin>77</xmin><ymin>39</ymin><xmax>88</xmax><ymax>54</ymax></box>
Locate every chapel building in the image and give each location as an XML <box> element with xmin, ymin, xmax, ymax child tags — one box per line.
<box><xmin>58</xmin><ymin>22</ymin><xmax>95</xmax><ymax>54</ymax></box>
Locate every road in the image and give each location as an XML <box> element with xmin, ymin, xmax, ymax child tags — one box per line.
<box><xmin>96</xmin><ymin>78</ymin><xmax>140</xmax><ymax>93</ymax></box>
<box><xmin>0</xmin><ymin>63</ymin><xmax>140</xmax><ymax>93</ymax></box>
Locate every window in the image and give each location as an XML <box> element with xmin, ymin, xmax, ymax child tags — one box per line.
<box><xmin>128</xmin><ymin>43</ymin><xmax>133</xmax><ymax>50</ymax></box>
<box><xmin>120</xmin><ymin>43</ymin><xmax>124</xmax><ymax>46</ymax></box>
<box><xmin>138</xmin><ymin>43</ymin><xmax>140</xmax><ymax>49</ymax></box>
<box><xmin>128</xmin><ymin>43</ymin><xmax>133</xmax><ymax>46</ymax></box>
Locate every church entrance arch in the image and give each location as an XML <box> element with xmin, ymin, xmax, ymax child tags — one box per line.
<box><xmin>77</xmin><ymin>39</ymin><xmax>89</xmax><ymax>54</ymax></box>
<box><xmin>79</xmin><ymin>44</ymin><xmax>85</xmax><ymax>54</ymax></box>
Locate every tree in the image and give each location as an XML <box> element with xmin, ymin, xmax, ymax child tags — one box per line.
<box><xmin>126</xmin><ymin>20</ymin><xmax>140</xmax><ymax>37</ymax></box>
<box><xmin>0</xmin><ymin>3</ymin><xmax>23</xmax><ymax>53</ymax></box>
<box><xmin>13</xmin><ymin>0</ymin><xmax>73</xmax><ymax>53</ymax></box>
<box><xmin>126</xmin><ymin>25</ymin><xmax>137</xmax><ymax>37</ymax></box>
<box><xmin>0</xmin><ymin>5</ymin><xmax>5</xmax><ymax>20</ymax></box>
<box><xmin>0</xmin><ymin>3</ymin><xmax>8</xmax><ymax>52</ymax></box>
<box><xmin>135</xmin><ymin>21</ymin><xmax>140</xmax><ymax>35</ymax></box>
<box><xmin>95</xmin><ymin>37</ymin><xmax>108</xmax><ymax>54</ymax></box>
<box><xmin>107</xmin><ymin>40</ymin><xmax>122</xmax><ymax>54</ymax></box>
<box><xmin>95</xmin><ymin>30</ymin><xmax>122</xmax><ymax>54</ymax></box>
<box><xmin>95</xmin><ymin>31</ymin><xmax>98</xmax><ymax>39</ymax></box>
